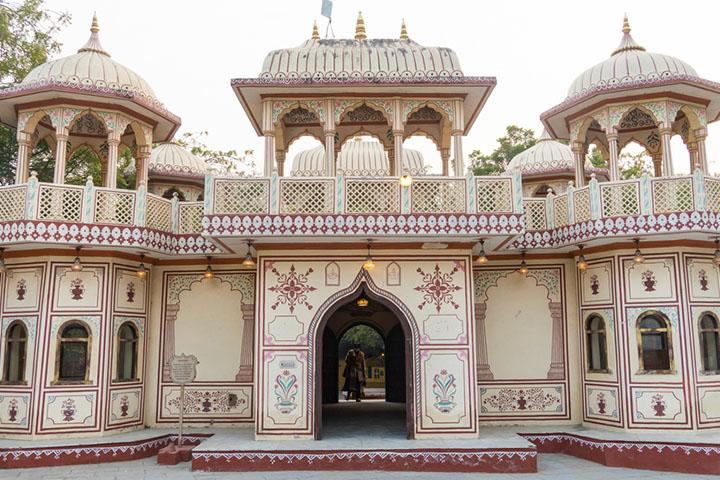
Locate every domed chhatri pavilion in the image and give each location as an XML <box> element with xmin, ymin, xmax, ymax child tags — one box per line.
<box><xmin>0</xmin><ymin>12</ymin><xmax>719</xmax><ymax>475</ymax></box>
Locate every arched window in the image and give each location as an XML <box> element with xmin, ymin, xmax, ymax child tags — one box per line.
<box><xmin>3</xmin><ymin>322</ymin><xmax>27</xmax><ymax>383</ymax></box>
<box><xmin>162</xmin><ymin>187</ymin><xmax>186</xmax><ymax>202</ymax></box>
<box><xmin>57</xmin><ymin>322</ymin><xmax>90</xmax><ymax>383</ymax></box>
<box><xmin>700</xmin><ymin>313</ymin><xmax>720</xmax><ymax>373</ymax></box>
<box><xmin>585</xmin><ymin>315</ymin><xmax>608</xmax><ymax>372</ymax></box>
<box><xmin>533</xmin><ymin>185</ymin><xmax>552</xmax><ymax>198</ymax></box>
<box><xmin>637</xmin><ymin>313</ymin><xmax>673</xmax><ymax>372</ymax></box>
<box><xmin>116</xmin><ymin>322</ymin><xmax>139</xmax><ymax>381</ymax></box>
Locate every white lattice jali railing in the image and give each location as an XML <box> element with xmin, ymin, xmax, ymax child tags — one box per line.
<box><xmin>344</xmin><ymin>177</ymin><xmax>400</xmax><ymax>214</ymax></box>
<box><xmin>523</xmin><ymin>198</ymin><xmax>548</xmax><ymax>230</ymax></box>
<box><xmin>178</xmin><ymin>202</ymin><xmax>204</xmax><ymax>234</ymax></box>
<box><xmin>37</xmin><ymin>183</ymin><xmax>84</xmax><ymax>222</ymax></box>
<box><xmin>553</xmin><ymin>193</ymin><xmax>569</xmax><ymax>228</ymax></box>
<box><xmin>146</xmin><ymin>194</ymin><xmax>173</xmax><ymax>231</ymax></box>
<box><xmin>94</xmin><ymin>189</ymin><xmax>136</xmax><ymax>225</ymax></box>
<box><xmin>0</xmin><ymin>185</ymin><xmax>26</xmax><ymax>221</ymax></box>
<box><xmin>600</xmin><ymin>180</ymin><xmax>640</xmax><ymax>218</ymax></box>
<box><xmin>707</xmin><ymin>177</ymin><xmax>720</xmax><ymax>212</ymax></box>
<box><xmin>279</xmin><ymin>178</ymin><xmax>334</xmax><ymax>214</ymax></box>
<box><xmin>651</xmin><ymin>176</ymin><xmax>694</xmax><ymax>213</ymax></box>
<box><xmin>213</xmin><ymin>178</ymin><xmax>270</xmax><ymax>214</ymax></box>
<box><xmin>412</xmin><ymin>178</ymin><xmax>466</xmax><ymax>213</ymax></box>
<box><xmin>573</xmin><ymin>187</ymin><xmax>591</xmax><ymax>223</ymax></box>
<box><xmin>475</xmin><ymin>177</ymin><xmax>514</xmax><ymax>213</ymax></box>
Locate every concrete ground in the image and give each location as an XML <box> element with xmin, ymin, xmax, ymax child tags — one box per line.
<box><xmin>3</xmin><ymin>454</ymin><xmax>717</xmax><ymax>479</ymax></box>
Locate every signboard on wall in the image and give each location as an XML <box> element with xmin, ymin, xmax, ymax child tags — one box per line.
<box><xmin>169</xmin><ymin>354</ymin><xmax>198</xmax><ymax>385</ymax></box>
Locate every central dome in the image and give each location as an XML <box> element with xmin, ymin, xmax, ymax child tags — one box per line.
<box><xmin>567</xmin><ymin>16</ymin><xmax>697</xmax><ymax>99</ymax></box>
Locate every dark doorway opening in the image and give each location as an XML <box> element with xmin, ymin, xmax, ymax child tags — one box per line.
<box><xmin>315</xmin><ymin>287</ymin><xmax>413</xmax><ymax>439</ymax></box>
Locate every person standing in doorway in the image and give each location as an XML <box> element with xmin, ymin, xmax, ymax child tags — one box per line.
<box><xmin>342</xmin><ymin>344</ymin><xmax>366</xmax><ymax>401</ymax></box>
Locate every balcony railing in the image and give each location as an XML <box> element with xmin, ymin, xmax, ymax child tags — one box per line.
<box><xmin>521</xmin><ymin>169</ymin><xmax>720</xmax><ymax>231</ymax></box>
<box><xmin>0</xmin><ymin>173</ymin><xmax>198</xmax><ymax>235</ymax></box>
<box><xmin>204</xmin><ymin>174</ymin><xmax>524</xmax><ymax>217</ymax></box>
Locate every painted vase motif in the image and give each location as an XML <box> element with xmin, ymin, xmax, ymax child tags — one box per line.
<box><xmin>589</xmin><ymin>274</ymin><xmax>600</xmax><ymax>295</ymax></box>
<box><xmin>126</xmin><ymin>282</ymin><xmax>135</xmax><ymax>303</ymax></box>
<box><xmin>61</xmin><ymin>398</ymin><xmax>76</xmax><ymax>422</ymax></box>
<box><xmin>16</xmin><ymin>279</ymin><xmax>27</xmax><ymax>301</ymax></box>
<box><xmin>641</xmin><ymin>270</ymin><xmax>656</xmax><ymax>292</ymax></box>
<box><xmin>7</xmin><ymin>399</ymin><xmax>18</xmax><ymax>422</ymax></box>
<box><xmin>120</xmin><ymin>395</ymin><xmax>129</xmax><ymax>417</ymax></box>
<box><xmin>70</xmin><ymin>279</ymin><xmax>85</xmax><ymax>301</ymax></box>
<box><xmin>517</xmin><ymin>394</ymin><xmax>527</xmax><ymax>410</ymax></box>
<box><xmin>274</xmin><ymin>370</ymin><xmax>298</xmax><ymax>414</ymax></box>
<box><xmin>651</xmin><ymin>394</ymin><xmax>666</xmax><ymax>417</ymax></box>
<box><xmin>202</xmin><ymin>394</ymin><xmax>212</xmax><ymax>412</ymax></box>
<box><xmin>432</xmin><ymin>369</ymin><xmax>457</xmax><ymax>413</ymax></box>
<box><xmin>699</xmin><ymin>270</ymin><xmax>709</xmax><ymax>291</ymax></box>
<box><xmin>597</xmin><ymin>393</ymin><xmax>606</xmax><ymax>414</ymax></box>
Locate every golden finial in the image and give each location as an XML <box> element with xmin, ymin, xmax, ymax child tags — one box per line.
<box><xmin>622</xmin><ymin>14</ymin><xmax>631</xmax><ymax>34</ymax></box>
<box><xmin>400</xmin><ymin>18</ymin><xmax>408</xmax><ymax>40</ymax></box>
<box><xmin>355</xmin><ymin>11</ymin><xmax>367</xmax><ymax>41</ymax></box>
<box><xmin>91</xmin><ymin>12</ymin><xmax>99</xmax><ymax>33</ymax></box>
<box><xmin>312</xmin><ymin>20</ymin><xmax>320</xmax><ymax>40</ymax></box>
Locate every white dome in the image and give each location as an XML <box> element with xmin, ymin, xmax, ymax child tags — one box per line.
<box><xmin>149</xmin><ymin>143</ymin><xmax>208</xmax><ymax>179</ymax></box>
<box><xmin>291</xmin><ymin>139</ymin><xmax>427</xmax><ymax>177</ymax></box>
<box><xmin>567</xmin><ymin>17</ymin><xmax>697</xmax><ymax>99</ymax></box>
<box><xmin>506</xmin><ymin>131</ymin><xmax>592</xmax><ymax>176</ymax></box>
<box><xmin>20</xmin><ymin>15</ymin><xmax>157</xmax><ymax>103</ymax></box>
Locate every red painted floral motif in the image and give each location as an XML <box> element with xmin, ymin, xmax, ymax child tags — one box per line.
<box><xmin>415</xmin><ymin>264</ymin><xmax>461</xmax><ymax>312</ymax></box>
<box><xmin>268</xmin><ymin>265</ymin><xmax>316</xmax><ymax>313</ymax></box>
<box><xmin>589</xmin><ymin>274</ymin><xmax>599</xmax><ymax>295</ymax></box>
<box><xmin>482</xmin><ymin>388</ymin><xmax>560</xmax><ymax>412</ymax></box>
<box><xmin>16</xmin><ymin>279</ymin><xmax>27</xmax><ymax>300</ymax></box>
<box><xmin>596</xmin><ymin>393</ymin><xmax>606</xmax><ymax>414</ymax></box>
<box><xmin>70</xmin><ymin>278</ymin><xmax>85</xmax><ymax>300</ymax></box>
<box><xmin>61</xmin><ymin>398</ymin><xmax>76</xmax><ymax>422</ymax></box>
<box><xmin>127</xmin><ymin>282</ymin><xmax>136</xmax><ymax>303</ymax></box>
<box><xmin>641</xmin><ymin>270</ymin><xmax>656</xmax><ymax>292</ymax></box>
<box><xmin>120</xmin><ymin>395</ymin><xmax>129</xmax><ymax>417</ymax></box>
<box><xmin>699</xmin><ymin>270</ymin><xmax>709</xmax><ymax>291</ymax></box>
<box><xmin>7</xmin><ymin>399</ymin><xmax>18</xmax><ymax>422</ymax></box>
<box><xmin>167</xmin><ymin>390</ymin><xmax>243</xmax><ymax>414</ymax></box>
<box><xmin>651</xmin><ymin>394</ymin><xmax>666</xmax><ymax>417</ymax></box>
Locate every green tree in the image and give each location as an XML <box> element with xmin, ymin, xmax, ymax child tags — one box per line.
<box><xmin>339</xmin><ymin>325</ymin><xmax>384</xmax><ymax>359</ymax></box>
<box><xmin>619</xmin><ymin>150</ymin><xmax>653</xmax><ymax>179</ymax></box>
<box><xmin>470</xmin><ymin>125</ymin><xmax>537</xmax><ymax>176</ymax></box>
<box><xmin>0</xmin><ymin>0</ymin><xmax>70</xmax><ymax>184</ymax></box>
<box><xmin>176</xmin><ymin>131</ymin><xmax>255</xmax><ymax>176</ymax></box>
<box><xmin>587</xmin><ymin>146</ymin><xmax>608</xmax><ymax>169</ymax></box>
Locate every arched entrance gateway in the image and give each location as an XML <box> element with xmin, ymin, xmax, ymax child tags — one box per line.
<box><xmin>315</xmin><ymin>285</ymin><xmax>413</xmax><ymax>439</ymax></box>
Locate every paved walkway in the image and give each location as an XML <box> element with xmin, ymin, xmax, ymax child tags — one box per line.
<box><xmin>3</xmin><ymin>454</ymin><xmax>716</xmax><ymax>479</ymax></box>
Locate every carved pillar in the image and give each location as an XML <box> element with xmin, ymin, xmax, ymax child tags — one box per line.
<box><xmin>392</xmin><ymin>132</ymin><xmax>403</xmax><ymax>176</ymax></box>
<box><xmin>15</xmin><ymin>132</ymin><xmax>32</xmax><ymax>184</ymax></box>
<box><xmin>546</xmin><ymin>301</ymin><xmax>565</xmax><ymax>379</ymax></box>
<box><xmin>135</xmin><ymin>145</ymin><xmax>151</xmax><ymax>187</ymax></box>
<box><xmin>162</xmin><ymin>303</ymin><xmax>180</xmax><ymax>381</ymax></box>
<box><xmin>651</xmin><ymin>153</ymin><xmax>663</xmax><ymax>177</ymax></box>
<box><xmin>571</xmin><ymin>141</ymin><xmax>586</xmax><ymax>187</ymax></box>
<box><xmin>606</xmin><ymin>132</ymin><xmax>619</xmax><ymax>181</ymax></box>
<box><xmin>659</xmin><ymin>127</ymin><xmax>674</xmax><ymax>176</ymax></box>
<box><xmin>452</xmin><ymin>131</ymin><xmax>464</xmax><ymax>176</ymax></box>
<box><xmin>276</xmin><ymin>150</ymin><xmax>286</xmax><ymax>177</ymax></box>
<box><xmin>474</xmin><ymin>303</ymin><xmax>494</xmax><ymax>380</ymax></box>
<box><xmin>53</xmin><ymin>133</ymin><xmax>69</xmax><ymax>184</ymax></box>
<box><xmin>324</xmin><ymin>98</ymin><xmax>336</xmax><ymax>176</ymax></box>
<box><xmin>262</xmin><ymin>99</ymin><xmax>275</xmax><ymax>176</ymax></box>
<box><xmin>105</xmin><ymin>137</ymin><xmax>120</xmax><ymax>188</ymax></box>
<box><xmin>694</xmin><ymin>128</ymin><xmax>708</xmax><ymax>172</ymax></box>
<box><xmin>235</xmin><ymin>303</ymin><xmax>255</xmax><ymax>382</ymax></box>
<box><xmin>441</xmin><ymin>148</ymin><xmax>450</xmax><ymax>177</ymax></box>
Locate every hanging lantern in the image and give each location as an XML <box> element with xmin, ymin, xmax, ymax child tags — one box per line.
<box><xmin>242</xmin><ymin>240</ymin><xmax>256</xmax><ymax>268</ymax></box>
<box><xmin>204</xmin><ymin>256</ymin><xmax>215</xmax><ymax>279</ymax></box>
<box><xmin>136</xmin><ymin>253</ymin><xmax>148</xmax><ymax>278</ymax></box>
<box><xmin>476</xmin><ymin>239</ymin><xmax>488</xmax><ymax>265</ymax></box>
<box><xmin>71</xmin><ymin>247</ymin><xmax>83</xmax><ymax>272</ymax></box>
<box><xmin>633</xmin><ymin>239</ymin><xmax>645</xmax><ymax>264</ymax></box>
<box><xmin>362</xmin><ymin>240</ymin><xmax>375</xmax><ymax>271</ymax></box>
<box><xmin>576</xmin><ymin>244</ymin><xmax>588</xmax><ymax>270</ymax></box>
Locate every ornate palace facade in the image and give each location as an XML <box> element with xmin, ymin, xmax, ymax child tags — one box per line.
<box><xmin>0</xmin><ymin>13</ymin><xmax>718</xmax><ymax>465</ymax></box>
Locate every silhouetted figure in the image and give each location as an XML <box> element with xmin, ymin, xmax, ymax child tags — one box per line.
<box><xmin>342</xmin><ymin>344</ymin><xmax>366</xmax><ymax>402</ymax></box>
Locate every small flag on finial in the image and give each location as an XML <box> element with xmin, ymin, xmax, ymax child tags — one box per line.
<box><xmin>321</xmin><ymin>0</ymin><xmax>333</xmax><ymax>19</ymax></box>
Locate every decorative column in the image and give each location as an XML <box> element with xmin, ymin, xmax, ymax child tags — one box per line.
<box><xmin>276</xmin><ymin>150</ymin><xmax>286</xmax><ymax>177</ymax></box>
<box><xmin>452</xmin><ymin>99</ymin><xmax>465</xmax><ymax>176</ymax></box>
<box><xmin>392</xmin><ymin>98</ymin><xmax>404</xmax><ymax>176</ymax></box>
<box><xmin>15</xmin><ymin>132</ymin><xmax>32</xmax><ymax>184</ymax></box>
<box><xmin>659</xmin><ymin>127</ymin><xmax>674</xmax><ymax>176</ymax></box>
<box><xmin>105</xmin><ymin>137</ymin><xmax>120</xmax><ymax>188</ymax></box>
<box><xmin>262</xmin><ymin>99</ymin><xmax>275</xmax><ymax>176</ymax></box>
<box><xmin>53</xmin><ymin>132</ymin><xmax>69</xmax><ymax>184</ymax></box>
<box><xmin>606</xmin><ymin>132</ymin><xmax>619</xmax><ymax>181</ymax></box>
<box><xmin>235</xmin><ymin>303</ymin><xmax>255</xmax><ymax>382</ymax></box>
<box><xmin>651</xmin><ymin>153</ymin><xmax>663</xmax><ymax>177</ymax></box>
<box><xmin>546</xmin><ymin>301</ymin><xmax>565</xmax><ymax>379</ymax></box>
<box><xmin>324</xmin><ymin>98</ymin><xmax>336</xmax><ymax>176</ymax></box>
<box><xmin>474</xmin><ymin>303</ymin><xmax>494</xmax><ymax>380</ymax></box>
<box><xmin>135</xmin><ymin>144</ymin><xmax>151</xmax><ymax>186</ymax></box>
<box><xmin>571</xmin><ymin>141</ymin><xmax>586</xmax><ymax>187</ymax></box>
<box><xmin>694</xmin><ymin>128</ymin><xmax>708</xmax><ymax>172</ymax></box>
<box><xmin>162</xmin><ymin>303</ymin><xmax>180</xmax><ymax>381</ymax></box>
<box><xmin>441</xmin><ymin>148</ymin><xmax>450</xmax><ymax>176</ymax></box>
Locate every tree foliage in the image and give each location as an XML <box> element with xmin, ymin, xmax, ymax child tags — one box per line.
<box><xmin>176</xmin><ymin>131</ymin><xmax>256</xmax><ymax>176</ymax></box>
<box><xmin>619</xmin><ymin>150</ymin><xmax>653</xmax><ymax>180</ymax></box>
<box><xmin>339</xmin><ymin>325</ymin><xmax>384</xmax><ymax>359</ymax></box>
<box><xmin>0</xmin><ymin>0</ymin><xmax>70</xmax><ymax>184</ymax></box>
<box><xmin>470</xmin><ymin>125</ymin><xmax>537</xmax><ymax>176</ymax></box>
